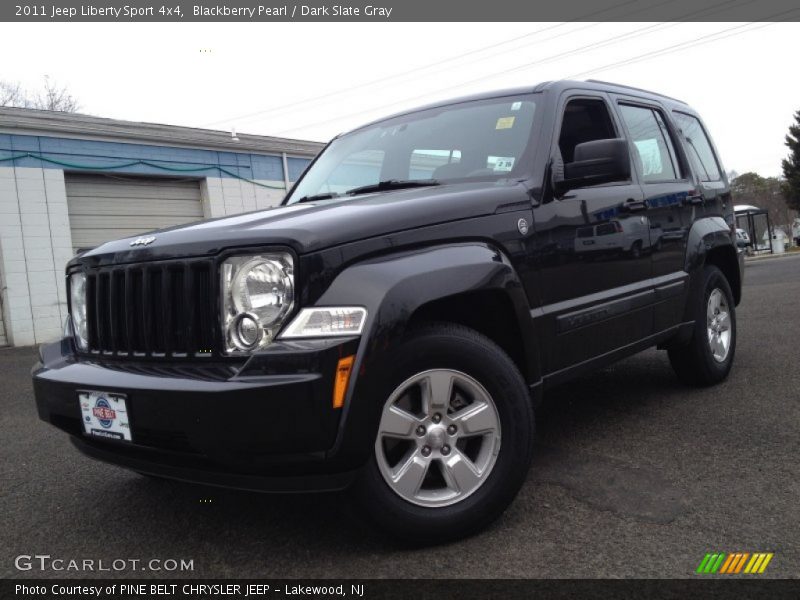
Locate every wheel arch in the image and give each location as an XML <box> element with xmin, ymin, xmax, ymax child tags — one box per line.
<box><xmin>407</xmin><ymin>289</ymin><xmax>530</xmax><ymax>382</ymax></box>
<box><xmin>315</xmin><ymin>242</ymin><xmax>540</xmax><ymax>385</ymax></box>
<box><xmin>684</xmin><ymin>217</ymin><xmax>743</xmax><ymax>313</ymax></box>
<box><xmin>314</xmin><ymin>242</ymin><xmax>541</xmax><ymax>462</ymax></box>
<box><xmin>704</xmin><ymin>245</ymin><xmax>742</xmax><ymax>305</ymax></box>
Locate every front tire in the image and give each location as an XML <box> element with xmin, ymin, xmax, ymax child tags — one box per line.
<box><xmin>350</xmin><ymin>323</ymin><xmax>534</xmax><ymax>544</ymax></box>
<box><xmin>668</xmin><ymin>265</ymin><xmax>737</xmax><ymax>386</ymax></box>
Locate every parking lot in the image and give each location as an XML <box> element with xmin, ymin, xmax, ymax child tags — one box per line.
<box><xmin>2</xmin><ymin>254</ymin><xmax>798</xmax><ymax>579</ymax></box>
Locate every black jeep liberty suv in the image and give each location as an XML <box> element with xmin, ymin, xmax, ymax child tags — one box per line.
<box><xmin>33</xmin><ymin>80</ymin><xmax>743</xmax><ymax>543</ymax></box>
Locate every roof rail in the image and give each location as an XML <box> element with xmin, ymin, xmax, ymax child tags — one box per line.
<box><xmin>585</xmin><ymin>79</ymin><xmax>688</xmax><ymax>105</ymax></box>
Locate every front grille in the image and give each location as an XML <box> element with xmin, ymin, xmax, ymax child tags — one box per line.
<box><xmin>85</xmin><ymin>260</ymin><xmax>217</xmax><ymax>358</ymax></box>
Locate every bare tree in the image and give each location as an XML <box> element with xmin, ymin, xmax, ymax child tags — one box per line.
<box><xmin>0</xmin><ymin>80</ymin><xmax>25</xmax><ymax>107</ymax></box>
<box><xmin>0</xmin><ymin>76</ymin><xmax>80</xmax><ymax>112</ymax></box>
<box><xmin>33</xmin><ymin>76</ymin><xmax>80</xmax><ymax>112</ymax></box>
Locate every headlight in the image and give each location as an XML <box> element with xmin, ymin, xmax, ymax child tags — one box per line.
<box><xmin>221</xmin><ymin>254</ymin><xmax>294</xmax><ymax>353</ymax></box>
<box><xmin>69</xmin><ymin>272</ymin><xmax>88</xmax><ymax>351</ymax></box>
<box><xmin>280</xmin><ymin>307</ymin><xmax>367</xmax><ymax>339</ymax></box>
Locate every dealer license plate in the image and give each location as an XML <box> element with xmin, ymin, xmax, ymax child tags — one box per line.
<box><xmin>79</xmin><ymin>391</ymin><xmax>133</xmax><ymax>442</ymax></box>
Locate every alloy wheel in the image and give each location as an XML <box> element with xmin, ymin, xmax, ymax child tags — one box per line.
<box><xmin>374</xmin><ymin>369</ymin><xmax>502</xmax><ymax>507</ymax></box>
<box><xmin>706</xmin><ymin>288</ymin><xmax>732</xmax><ymax>363</ymax></box>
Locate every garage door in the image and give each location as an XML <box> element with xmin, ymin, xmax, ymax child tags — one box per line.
<box><xmin>66</xmin><ymin>173</ymin><xmax>204</xmax><ymax>253</ymax></box>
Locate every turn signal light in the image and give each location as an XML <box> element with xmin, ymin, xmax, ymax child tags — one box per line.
<box><xmin>333</xmin><ymin>355</ymin><xmax>355</xmax><ymax>409</ymax></box>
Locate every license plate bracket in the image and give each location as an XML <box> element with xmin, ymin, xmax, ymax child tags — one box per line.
<box><xmin>78</xmin><ymin>391</ymin><xmax>133</xmax><ymax>442</ymax></box>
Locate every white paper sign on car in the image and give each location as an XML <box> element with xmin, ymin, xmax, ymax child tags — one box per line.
<box><xmin>633</xmin><ymin>138</ymin><xmax>663</xmax><ymax>177</ymax></box>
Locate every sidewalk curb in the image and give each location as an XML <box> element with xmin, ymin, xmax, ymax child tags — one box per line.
<box><xmin>745</xmin><ymin>252</ymin><xmax>800</xmax><ymax>263</ymax></box>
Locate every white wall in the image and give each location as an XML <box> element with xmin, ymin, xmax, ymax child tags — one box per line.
<box><xmin>202</xmin><ymin>176</ymin><xmax>286</xmax><ymax>218</ymax></box>
<box><xmin>0</xmin><ymin>166</ymin><xmax>72</xmax><ymax>346</ymax></box>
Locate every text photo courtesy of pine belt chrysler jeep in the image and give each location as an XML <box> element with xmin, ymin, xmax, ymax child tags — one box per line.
<box><xmin>33</xmin><ymin>80</ymin><xmax>742</xmax><ymax>543</ymax></box>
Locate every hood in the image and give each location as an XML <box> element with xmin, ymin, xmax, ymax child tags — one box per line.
<box><xmin>74</xmin><ymin>181</ymin><xmax>528</xmax><ymax>266</ymax></box>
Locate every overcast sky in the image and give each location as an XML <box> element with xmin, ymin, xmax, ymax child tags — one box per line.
<box><xmin>1</xmin><ymin>21</ymin><xmax>798</xmax><ymax>176</ymax></box>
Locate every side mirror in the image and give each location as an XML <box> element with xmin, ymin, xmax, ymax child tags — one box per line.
<box><xmin>556</xmin><ymin>138</ymin><xmax>631</xmax><ymax>195</ymax></box>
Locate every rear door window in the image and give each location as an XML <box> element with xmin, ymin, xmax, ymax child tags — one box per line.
<box><xmin>618</xmin><ymin>104</ymin><xmax>681</xmax><ymax>182</ymax></box>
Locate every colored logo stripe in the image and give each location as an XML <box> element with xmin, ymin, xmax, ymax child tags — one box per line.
<box><xmin>697</xmin><ymin>553</ymin><xmax>726</xmax><ymax>574</ymax></box>
<box><xmin>698</xmin><ymin>552</ymin><xmax>774</xmax><ymax>574</ymax></box>
<box><xmin>722</xmin><ymin>553</ymin><xmax>749</xmax><ymax>574</ymax></box>
<box><xmin>719</xmin><ymin>553</ymin><xmax>736</xmax><ymax>573</ymax></box>
<box><xmin>745</xmin><ymin>553</ymin><xmax>774</xmax><ymax>574</ymax></box>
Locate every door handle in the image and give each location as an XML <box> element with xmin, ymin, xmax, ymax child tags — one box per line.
<box><xmin>685</xmin><ymin>194</ymin><xmax>704</xmax><ymax>205</ymax></box>
<box><xmin>622</xmin><ymin>199</ymin><xmax>648</xmax><ymax>212</ymax></box>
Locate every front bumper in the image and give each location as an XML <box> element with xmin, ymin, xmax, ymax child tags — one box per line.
<box><xmin>32</xmin><ymin>336</ymin><xmax>363</xmax><ymax>492</ymax></box>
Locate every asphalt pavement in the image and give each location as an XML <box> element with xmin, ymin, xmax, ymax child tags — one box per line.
<box><xmin>2</xmin><ymin>254</ymin><xmax>798</xmax><ymax>579</ymax></box>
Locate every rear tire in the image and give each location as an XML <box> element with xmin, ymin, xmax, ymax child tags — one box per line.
<box><xmin>668</xmin><ymin>265</ymin><xmax>736</xmax><ymax>386</ymax></box>
<box><xmin>350</xmin><ymin>323</ymin><xmax>534</xmax><ymax>544</ymax></box>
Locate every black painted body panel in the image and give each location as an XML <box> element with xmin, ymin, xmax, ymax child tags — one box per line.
<box><xmin>36</xmin><ymin>80</ymin><xmax>741</xmax><ymax>490</ymax></box>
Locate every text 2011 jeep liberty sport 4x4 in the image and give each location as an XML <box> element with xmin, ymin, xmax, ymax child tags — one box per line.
<box><xmin>33</xmin><ymin>80</ymin><xmax>743</xmax><ymax>543</ymax></box>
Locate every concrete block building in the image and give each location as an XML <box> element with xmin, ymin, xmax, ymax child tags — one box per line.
<box><xmin>0</xmin><ymin>107</ymin><xmax>323</xmax><ymax>347</ymax></box>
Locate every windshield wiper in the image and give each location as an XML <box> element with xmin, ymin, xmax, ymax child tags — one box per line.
<box><xmin>345</xmin><ymin>179</ymin><xmax>440</xmax><ymax>197</ymax></box>
<box><xmin>294</xmin><ymin>192</ymin><xmax>342</xmax><ymax>203</ymax></box>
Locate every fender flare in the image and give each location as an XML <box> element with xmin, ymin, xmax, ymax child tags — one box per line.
<box><xmin>684</xmin><ymin>216</ymin><xmax>733</xmax><ymax>274</ymax></box>
<box><xmin>682</xmin><ymin>216</ymin><xmax>740</xmax><ymax>322</ymax></box>
<box><xmin>315</xmin><ymin>242</ymin><xmax>538</xmax><ymax>460</ymax></box>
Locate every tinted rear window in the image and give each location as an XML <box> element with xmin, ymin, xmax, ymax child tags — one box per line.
<box><xmin>596</xmin><ymin>223</ymin><xmax>617</xmax><ymax>236</ymax></box>
<box><xmin>673</xmin><ymin>112</ymin><xmax>722</xmax><ymax>182</ymax></box>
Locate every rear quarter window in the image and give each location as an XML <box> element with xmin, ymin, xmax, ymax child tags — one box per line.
<box><xmin>672</xmin><ymin>112</ymin><xmax>722</xmax><ymax>182</ymax></box>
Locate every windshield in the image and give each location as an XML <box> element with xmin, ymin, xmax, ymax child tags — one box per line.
<box><xmin>285</xmin><ymin>94</ymin><xmax>538</xmax><ymax>204</ymax></box>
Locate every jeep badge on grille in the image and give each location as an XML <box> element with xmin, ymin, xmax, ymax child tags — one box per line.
<box><xmin>130</xmin><ymin>236</ymin><xmax>156</xmax><ymax>247</ymax></box>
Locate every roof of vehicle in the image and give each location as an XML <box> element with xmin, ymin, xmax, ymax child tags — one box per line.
<box><xmin>734</xmin><ymin>204</ymin><xmax>766</xmax><ymax>214</ymax></box>
<box><xmin>346</xmin><ymin>79</ymin><xmax>694</xmax><ymax>135</ymax></box>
